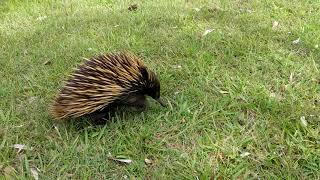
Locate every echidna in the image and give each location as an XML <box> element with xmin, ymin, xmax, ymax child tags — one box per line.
<box><xmin>50</xmin><ymin>52</ymin><xmax>165</xmax><ymax>120</ymax></box>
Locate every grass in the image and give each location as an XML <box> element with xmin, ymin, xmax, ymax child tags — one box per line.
<box><xmin>0</xmin><ymin>0</ymin><xmax>319</xmax><ymax>179</ymax></box>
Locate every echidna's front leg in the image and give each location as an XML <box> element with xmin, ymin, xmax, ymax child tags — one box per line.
<box><xmin>131</xmin><ymin>95</ymin><xmax>147</xmax><ymax>112</ymax></box>
<box><xmin>118</xmin><ymin>93</ymin><xmax>147</xmax><ymax>112</ymax></box>
<box><xmin>86</xmin><ymin>107</ymin><xmax>114</xmax><ymax>125</ymax></box>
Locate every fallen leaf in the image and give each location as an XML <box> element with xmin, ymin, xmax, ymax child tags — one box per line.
<box><xmin>113</xmin><ymin>158</ymin><xmax>132</xmax><ymax>164</ymax></box>
<box><xmin>300</xmin><ymin>116</ymin><xmax>307</xmax><ymax>127</ymax></box>
<box><xmin>219</xmin><ymin>90</ymin><xmax>229</xmax><ymax>94</ymax></box>
<box><xmin>272</xmin><ymin>21</ymin><xmax>279</xmax><ymax>30</ymax></box>
<box><xmin>235</xmin><ymin>0</ymin><xmax>243</xmax><ymax>4</ymax></box>
<box><xmin>128</xmin><ymin>4</ymin><xmax>138</xmax><ymax>11</ymax></box>
<box><xmin>43</xmin><ymin>60</ymin><xmax>51</xmax><ymax>65</ymax></box>
<box><xmin>240</xmin><ymin>152</ymin><xmax>250</xmax><ymax>157</ymax></box>
<box><xmin>107</xmin><ymin>153</ymin><xmax>132</xmax><ymax>164</ymax></box>
<box><xmin>269</xmin><ymin>92</ymin><xmax>276</xmax><ymax>98</ymax></box>
<box><xmin>13</xmin><ymin>144</ymin><xmax>27</xmax><ymax>153</ymax></box>
<box><xmin>30</xmin><ymin>167</ymin><xmax>39</xmax><ymax>180</ymax></box>
<box><xmin>155</xmin><ymin>133</ymin><xmax>162</xmax><ymax>139</ymax></box>
<box><xmin>289</xmin><ymin>73</ymin><xmax>294</xmax><ymax>84</ymax></box>
<box><xmin>36</xmin><ymin>16</ymin><xmax>47</xmax><ymax>21</ymax></box>
<box><xmin>28</xmin><ymin>96</ymin><xmax>37</xmax><ymax>104</ymax></box>
<box><xmin>4</xmin><ymin>166</ymin><xmax>16</xmax><ymax>178</ymax></box>
<box><xmin>193</xmin><ymin>8</ymin><xmax>200</xmax><ymax>12</ymax></box>
<box><xmin>292</xmin><ymin>38</ymin><xmax>300</xmax><ymax>45</ymax></box>
<box><xmin>76</xmin><ymin>144</ymin><xmax>85</xmax><ymax>152</ymax></box>
<box><xmin>144</xmin><ymin>158</ymin><xmax>152</xmax><ymax>164</ymax></box>
<box><xmin>173</xmin><ymin>65</ymin><xmax>182</xmax><ymax>69</ymax></box>
<box><xmin>202</xmin><ymin>29</ymin><xmax>214</xmax><ymax>36</ymax></box>
<box><xmin>180</xmin><ymin>153</ymin><xmax>188</xmax><ymax>158</ymax></box>
<box><xmin>208</xmin><ymin>4</ymin><xmax>223</xmax><ymax>12</ymax></box>
<box><xmin>65</xmin><ymin>173</ymin><xmax>74</xmax><ymax>177</ymax></box>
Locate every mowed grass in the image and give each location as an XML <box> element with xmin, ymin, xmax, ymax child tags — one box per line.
<box><xmin>0</xmin><ymin>0</ymin><xmax>319</xmax><ymax>179</ymax></box>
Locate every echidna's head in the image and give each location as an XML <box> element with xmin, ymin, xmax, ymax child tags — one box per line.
<box><xmin>141</xmin><ymin>68</ymin><xmax>165</xmax><ymax>107</ymax></box>
<box><xmin>146</xmin><ymin>76</ymin><xmax>160</xmax><ymax>99</ymax></box>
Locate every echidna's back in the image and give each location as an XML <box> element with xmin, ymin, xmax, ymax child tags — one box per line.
<box><xmin>51</xmin><ymin>52</ymin><xmax>148</xmax><ymax>119</ymax></box>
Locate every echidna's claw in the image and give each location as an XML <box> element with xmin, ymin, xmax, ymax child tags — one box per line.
<box><xmin>156</xmin><ymin>98</ymin><xmax>166</xmax><ymax>107</ymax></box>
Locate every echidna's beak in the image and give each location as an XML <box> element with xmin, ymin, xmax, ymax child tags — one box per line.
<box><xmin>156</xmin><ymin>98</ymin><xmax>166</xmax><ymax>107</ymax></box>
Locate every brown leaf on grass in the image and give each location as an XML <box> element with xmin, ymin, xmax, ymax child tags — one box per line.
<box><xmin>43</xmin><ymin>60</ymin><xmax>51</xmax><ymax>65</ymax></box>
<box><xmin>28</xmin><ymin>96</ymin><xmax>37</xmax><ymax>104</ymax></box>
<box><xmin>289</xmin><ymin>72</ymin><xmax>294</xmax><ymax>84</ymax></box>
<box><xmin>36</xmin><ymin>16</ymin><xmax>47</xmax><ymax>21</ymax></box>
<box><xmin>300</xmin><ymin>116</ymin><xmax>307</xmax><ymax>127</ymax></box>
<box><xmin>235</xmin><ymin>0</ymin><xmax>249</xmax><ymax>5</ymax></box>
<box><xmin>144</xmin><ymin>158</ymin><xmax>152</xmax><ymax>164</ymax></box>
<box><xmin>30</xmin><ymin>167</ymin><xmax>39</xmax><ymax>180</ymax></box>
<box><xmin>113</xmin><ymin>158</ymin><xmax>132</xmax><ymax>164</ymax></box>
<box><xmin>155</xmin><ymin>132</ymin><xmax>162</xmax><ymax>139</ymax></box>
<box><xmin>0</xmin><ymin>127</ymin><xmax>7</xmax><ymax>137</ymax></box>
<box><xmin>76</xmin><ymin>144</ymin><xmax>85</xmax><ymax>152</ymax></box>
<box><xmin>4</xmin><ymin>166</ymin><xmax>16</xmax><ymax>178</ymax></box>
<box><xmin>219</xmin><ymin>90</ymin><xmax>229</xmax><ymax>94</ymax></box>
<box><xmin>268</xmin><ymin>86</ymin><xmax>284</xmax><ymax>101</ymax></box>
<box><xmin>65</xmin><ymin>173</ymin><xmax>75</xmax><ymax>178</ymax></box>
<box><xmin>107</xmin><ymin>153</ymin><xmax>132</xmax><ymax>164</ymax></box>
<box><xmin>238</xmin><ymin>109</ymin><xmax>257</xmax><ymax>126</ymax></box>
<box><xmin>128</xmin><ymin>4</ymin><xmax>138</xmax><ymax>11</ymax></box>
<box><xmin>246</xmin><ymin>109</ymin><xmax>256</xmax><ymax>123</ymax></box>
<box><xmin>202</xmin><ymin>29</ymin><xmax>214</xmax><ymax>36</ymax></box>
<box><xmin>13</xmin><ymin>144</ymin><xmax>27</xmax><ymax>153</ymax></box>
<box><xmin>193</xmin><ymin>8</ymin><xmax>200</xmax><ymax>12</ymax></box>
<box><xmin>292</xmin><ymin>38</ymin><xmax>300</xmax><ymax>45</ymax></box>
<box><xmin>173</xmin><ymin>65</ymin><xmax>182</xmax><ymax>69</ymax></box>
<box><xmin>272</xmin><ymin>21</ymin><xmax>279</xmax><ymax>30</ymax></box>
<box><xmin>240</xmin><ymin>152</ymin><xmax>251</xmax><ymax>157</ymax></box>
<box><xmin>208</xmin><ymin>4</ymin><xmax>223</xmax><ymax>12</ymax></box>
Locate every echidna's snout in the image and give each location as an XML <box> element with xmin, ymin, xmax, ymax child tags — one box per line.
<box><xmin>155</xmin><ymin>97</ymin><xmax>166</xmax><ymax>107</ymax></box>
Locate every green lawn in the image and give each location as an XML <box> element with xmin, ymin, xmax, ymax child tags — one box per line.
<box><xmin>1</xmin><ymin>0</ymin><xmax>319</xmax><ymax>179</ymax></box>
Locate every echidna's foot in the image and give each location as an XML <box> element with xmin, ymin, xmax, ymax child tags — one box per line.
<box><xmin>86</xmin><ymin>113</ymin><xmax>107</xmax><ymax>125</ymax></box>
<box><xmin>128</xmin><ymin>96</ymin><xmax>148</xmax><ymax>112</ymax></box>
<box><xmin>86</xmin><ymin>108</ymin><xmax>113</xmax><ymax>125</ymax></box>
<box><xmin>130</xmin><ymin>103</ymin><xmax>147</xmax><ymax>112</ymax></box>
